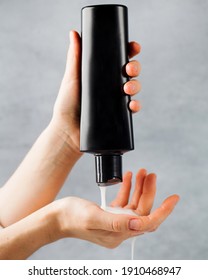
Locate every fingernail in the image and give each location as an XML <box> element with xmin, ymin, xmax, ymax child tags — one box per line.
<box><xmin>129</xmin><ymin>219</ymin><xmax>141</xmax><ymax>231</ymax></box>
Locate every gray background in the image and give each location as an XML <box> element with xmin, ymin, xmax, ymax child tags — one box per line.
<box><xmin>0</xmin><ymin>0</ymin><xmax>207</xmax><ymax>259</ymax></box>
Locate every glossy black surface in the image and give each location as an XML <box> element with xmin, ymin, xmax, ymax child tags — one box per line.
<box><xmin>95</xmin><ymin>154</ymin><xmax>122</xmax><ymax>186</ymax></box>
<box><xmin>80</xmin><ymin>5</ymin><xmax>134</xmax><ymax>153</ymax></box>
<box><xmin>80</xmin><ymin>5</ymin><xmax>134</xmax><ymax>185</ymax></box>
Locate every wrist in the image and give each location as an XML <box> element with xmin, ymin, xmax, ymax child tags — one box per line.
<box><xmin>0</xmin><ymin>203</ymin><xmax>62</xmax><ymax>259</ymax></box>
<box><xmin>40</xmin><ymin>202</ymin><xmax>64</xmax><ymax>243</ymax></box>
<box><xmin>53</xmin><ymin>197</ymin><xmax>74</xmax><ymax>239</ymax></box>
<box><xmin>44</xmin><ymin>120</ymin><xmax>82</xmax><ymax>166</ymax></box>
<box><xmin>53</xmin><ymin>197</ymin><xmax>83</xmax><ymax>240</ymax></box>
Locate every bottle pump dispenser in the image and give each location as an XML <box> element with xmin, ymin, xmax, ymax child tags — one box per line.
<box><xmin>80</xmin><ymin>5</ymin><xmax>134</xmax><ymax>186</ymax></box>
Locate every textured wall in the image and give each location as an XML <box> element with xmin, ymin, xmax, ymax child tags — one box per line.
<box><xmin>0</xmin><ymin>0</ymin><xmax>208</xmax><ymax>259</ymax></box>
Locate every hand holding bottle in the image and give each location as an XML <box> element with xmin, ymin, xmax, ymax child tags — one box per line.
<box><xmin>52</xmin><ymin>30</ymin><xmax>142</xmax><ymax>156</ymax></box>
<box><xmin>0</xmin><ymin>27</ymin><xmax>179</xmax><ymax>260</ymax></box>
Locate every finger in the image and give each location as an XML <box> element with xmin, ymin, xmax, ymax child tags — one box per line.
<box><xmin>123</xmin><ymin>79</ymin><xmax>141</xmax><ymax>96</ymax></box>
<box><xmin>128</xmin><ymin>41</ymin><xmax>141</xmax><ymax>58</ymax></box>
<box><xmin>126</xmin><ymin>60</ymin><xmax>141</xmax><ymax>77</ymax></box>
<box><xmin>129</xmin><ymin>195</ymin><xmax>180</xmax><ymax>232</ymax></box>
<box><xmin>127</xmin><ymin>169</ymin><xmax>147</xmax><ymax>209</ymax></box>
<box><xmin>63</xmin><ymin>30</ymin><xmax>81</xmax><ymax>82</ymax></box>
<box><xmin>129</xmin><ymin>100</ymin><xmax>141</xmax><ymax>113</ymax></box>
<box><xmin>110</xmin><ymin>171</ymin><xmax>132</xmax><ymax>207</ymax></box>
<box><xmin>136</xmin><ymin>173</ymin><xmax>157</xmax><ymax>216</ymax></box>
<box><xmin>93</xmin><ymin>209</ymin><xmax>136</xmax><ymax>233</ymax></box>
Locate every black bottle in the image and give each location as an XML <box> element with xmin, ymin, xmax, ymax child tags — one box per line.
<box><xmin>80</xmin><ymin>5</ymin><xmax>134</xmax><ymax>186</ymax></box>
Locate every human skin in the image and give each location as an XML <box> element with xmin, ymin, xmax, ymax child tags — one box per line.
<box><xmin>0</xmin><ymin>169</ymin><xmax>179</xmax><ymax>259</ymax></box>
<box><xmin>0</xmin><ymin>31</ymin><xmax>179</xmax><ymax>259</ymax></box>
<box><xmin>0</xmin><ymin>31</ymin><xmax>141</xmax><ymax>226</ymax></box>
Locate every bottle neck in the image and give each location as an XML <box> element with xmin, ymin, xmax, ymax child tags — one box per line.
<box><xmin>95</xmin><ymin>154</ymin><xmax>122</xmax><ymax>186</ymax></box>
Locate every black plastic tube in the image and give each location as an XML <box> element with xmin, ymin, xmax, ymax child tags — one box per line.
<box><xmin>80</xmin><ymin>5</ymin><xmax>134</xmax><ymax>186</ymax></box>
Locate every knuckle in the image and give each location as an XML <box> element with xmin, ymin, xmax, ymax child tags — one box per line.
<box><xmin>112</xmin><ymin>220</ymin><xmax>122</xmax><ymax>232</ymax></box>
<box><xmin>129</xmin><ymin>203</ymin><xmax>137</xmax><ymax>209</ymax></box>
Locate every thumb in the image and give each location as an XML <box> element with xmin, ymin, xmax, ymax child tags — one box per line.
<box><xmin>63</xmin><ymin>30</ymin><xmax>81</xmax><ymax>82</ymax></box>
<box><xmin>53</xmin><ymin>30</ymin><xmax>81</xmax><ymax>119</ymax></box>
<box><xmin>94</xmin><ymin>210</ymin><xmax>140</xmax><ymax>233</ymax></box>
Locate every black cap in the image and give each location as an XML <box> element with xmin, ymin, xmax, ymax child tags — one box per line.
<box><xmin>95</xmin><ymin>154</ymin><xmax>122</xmax><ymax>186</ymax></box>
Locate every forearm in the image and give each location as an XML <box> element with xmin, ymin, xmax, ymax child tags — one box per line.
<box><xmin>0</xmin><ymin>122</ymin><xmax>82</xmax><ymax>227</ymax></box>
<box><xmin>0</xmin><ymin>202</ymin><xmax>61</xmax><ymax>260</ymax></box>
